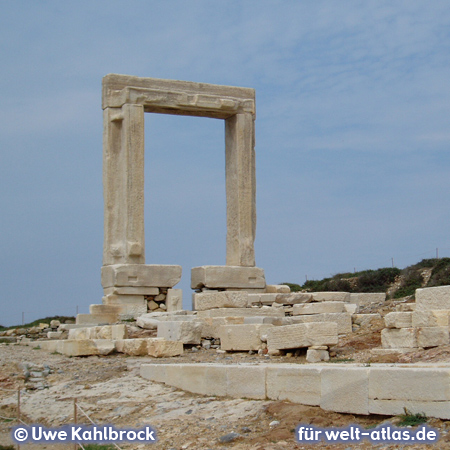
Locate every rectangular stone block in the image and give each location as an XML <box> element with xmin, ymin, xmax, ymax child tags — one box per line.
<box><xmin>157</xmin><ymin>321</ymin><xmax>202</xmax><ymax>344</ymax></box>
<box><xmin>194</xmin><ymin>291</ymin><xmax>248</xmax><ymax>311</ymax></box>
<box><xmin>311</xmin><ymin>292</ymin><xmax>350</xmax><ymax>302</ymax></box>
<box><xmin>349</xmin><ymin>292</ymin><xmax>385</xmax><ymax>307</ymax></box>
<box><xmin>219</xmin><ymin>324</ymin><xmax>273</xmax><ymax>351</ymax></box>
<box><xmin>166</xmin><ymin>289</ymin><xmax>182</xmax><ymax>312</ymax></box>
<box><xmin>191</xmin><ymin>265</ymin><xmax>265</xmax><ymax>289</ymax></box>
<box><xmin>140</xmin><ymin>363</ymin><xmax>167</xmax><ymax>383</ymax></box>
<box><xmin>68</xmin><ymin>324</ymin><xmax>127</xmax><ymax>340</ymax></box>
<box><xmin>266</xmin><ymin>284</ymin><xmax>290</xmax><ymax>294</ymax></box>
<box><xmin>226</xmin><ymin>365</ymin><xmax>266</xmax><ymax>399</ymax></box>
<box><xmin>247</xmin><ymin>293</ymin><xmax>277</xmax><ymax>306</ymax></box>
<box><xmin>197</xmin><ymin>307</ymin><xmax>284</xmax><ymax>318</ymax></box>
<box><xmin>243</xmin><ymin>316</ymin><xmax>279</xmax><ymax>324</ymax></box>
<box><xmin>115</xmin><ymin>338</ymin><xmax>149</xmax><ymax>355</ymax></box>
<box><xmin>412</xmin><ymin>310</ymin><xmax>450</xmax><ymax>327</ymax></box>
<box><xmin>267</xmin><ymin>322</ymin><xmax>338</xmax><ymax>352</ymax></box>
<box><xmin>384</xmin><ymin>312</ymin><xmax>413</xmax><ymax>328</ymax></box>
<box><xmin>381</xmin><ymin>328</ymin><xmax>417</xmax><ymax>349</ymax></box>
<box><xmin>291</xmin><ymin>313</ymin><xmax>352</xmax><ymax>334</ymax></box>
<box><xmin>57</xmin><ymin>340</ymin><xmax>99</xmax><ymax>356</ymax></box>
<box><xmin>416</xmin><ymin>285</ymin><xmax>450</xmax><ymax>311</ymax></box>
<box><xmin>344</xmin><ymin>304</ymin><xmax>357</xmax><ymax>314</ymax></box>
<box><xmin>321</xmin><ymin>366</ymin><xmax>369</xmax><ymax>415</ymax></box>
<box><xmin>369</xmin><ymin>367</ymin><xmax>450</xmax><ymax>401</ymax></box>
<box><xmin>266</xmin><ymin>365</ymin><xmax>322</xmax><ymax>406</ymax></box>
<box><xmin>198</xmin><ymin>317</ymin><xmax>244</xmax><ymax>338</ymax></box>
<box><xmin>102</xmin><ymin>264</ymin><xmax>182</xmax><ymax>288</ymax></box>
<box><xmin>104</xmin><ymin>286</ymin><xmax>159</xmax><ymax>296</ymax></box>
<box><xmin>147</xmin><ymin>338</ymin><xmax>183</xmax><ymax>357</ymax></box>
<box><xmin>76</xmin><ymin>313</ymin><xmax>118</xmax><ymax>325</ymax></box>
<box><xmin>417</xmin><ymin>327</ymin><xmax>449</xmax><ymax>348</ymax></box>
<box><xmin>102</xmin><ymin>294</ymin><xmax>147</xmax><ymax>317</ymax></box>
<box><xmin>369</xmin><ymin>399</ymin><xmax>450</xmax><ymax>420</ymax></box>
<box><xmin>293</xmin><ymin>302</ymin><xmax>346</xmax><ymax>315</ymax></box>
<box><xmin>275</xmin><ymin>293</ymin><xmax>312</xmax><ymax>304</ymax></box>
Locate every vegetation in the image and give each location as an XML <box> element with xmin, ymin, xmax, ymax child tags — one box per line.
<box><xmin>0</xmin><ymin>315</ymin><xmax>75</xmax><ymax>331</ymax></box>
<box><xmin>84</xmin><ymin>445</ymin><xmax>117</xmax><ymax>450</ymax></box>
<box><xmin>397</xmin><ymin>409</ymin><xmax>428</xmax><ymax>426</ymax></box>
<box><xmin>0</xmin><ymin>445</ymin><xmax>15</xmax><ymax>450</ymax></box>
<box><xmin>284</xmin><ymin>257</ymin><xmax>450</xmax><ymax>299</ymax></box>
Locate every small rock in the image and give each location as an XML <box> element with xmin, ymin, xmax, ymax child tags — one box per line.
<box><xmin>269</xmin><ymin>420</ymin><xmax>280</xmax><ymax>427</ymax></box>
<box><xmin>218</xmin><ymin>432</ymin><xmax>241</xmax><ymax>443</ymax></box>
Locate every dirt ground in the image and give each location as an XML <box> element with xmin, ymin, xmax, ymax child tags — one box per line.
<box><xmin>1</xmin><ymin>341</ymin><xmax>450</xmax><ymax>450</ymax></box>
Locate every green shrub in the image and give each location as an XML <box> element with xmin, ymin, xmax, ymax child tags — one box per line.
<box><xmin>397</xmin><ymin>409</ymin><xmax>427</xmax><ymax>426</ymax></box>
<box><xmin>281</xmin><ymin>282</ymin><xmax>302</xmax><ymax>292</ymax></box>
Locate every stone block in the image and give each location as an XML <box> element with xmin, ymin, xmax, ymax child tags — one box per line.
<box><xmin>115</xmin><ymin>338</ymin><xmax>149</xmax><ymax>356</ymax></box>
<box><xmin>267</xmin><ymin>322</ymin><xmax>338</xmax><ymax>352</ymax></box>
<box><xmin>369</xmin><ymin>367</ymin><xmax>450</xmax><ymax>401</ymax></box>
<box><xmin>102</xmin><ymin>294</ymin><xmax>147</xmax><ymax>317</ymax></box>
<box><xmin>219</xmin><ymin>324</ymin><xmax>273</xmax><ymax>351</ymax></box>
<box><xmin>416</xmin><ymin>285</ymin><xmax>450</xmax><ymax>311</ymax></box>
<box><xmin>198</xmin><ymin>317</ymin><xmax>244</xmax><ymax>338</ymax></box>
<box><xmin>140</xmin><ymin>364</ymin><xmax>167</xmax><ymax>383</ymax></box>
<box><xmin>197</xmin><ymin>307</ymin><xmax>284</xmax><ymax>318</ymax></box>
<box><xmin>266</xmin><ymin>284</ymin><xmax>290</xmax><ymax>294</ymax></box>
<box><xmin>50</xmin><ymin>320</ymin><xmax>61</xmax><ymax>328</ymax></box>
<box><xmin>381</xmin><ymin>328</ymin><xmax>417</xmax><ymax>349</ymax></box>
<box><xmin>136</xmin><ymin>315</ymin><xmax>160</xmax><ymax>330</ymax></box>
<box><xmin>352</xmin><ymin>314</ymin><xmax>383</xmax><ymax>327</ymax></box>
<box><xmin>293</xmin><ymin>302</ymin><xmax>346</xmax><ymax>315</ymax></box>
<box><xmin>157</xmin><ymin>321</ymin><xmax>202</xmax><ymax>344</ymax></box>
<box><xmin>396</xmin><ymin>303</ymin><xmax>416</xmax><ymax>312</ymax></box>
<box><xmin>321</xmin><ymin>366</ymin><xmax>369</xmax><ymax>415</ymax></box>
<box><xmin>191</xmin><ymin>265</ymin><xmax>266</xmax><ymax>289</ymax></box>
<box><xmin>291</xmin><ymin>313</ymin><xmax>352</xmax><ymax>334</ymax></box>
<box><xmin>93</xmin><ymin>339</ymin><xmax>116</xmax><ymax>355</ymax></box>
<box><xmin>306</xmin><ymin>349</ymin><xmax>329</xmax><ymax>363</ymax></box>
<box><xmin>247</xmin><ymin>293</ymin><xmax>277</xmax><ymax>306</ymax></box>
<box><xmin>243</xmin><ymin>316</ymin><xmax>279</xmax><ymax>324</ymax></box>
<box><xmin>344</xmin><ymin>304</ymin><xmax>357</xmax><ymax>314</ymax></box>
<box><xmin>147</xmin><ymin>338</ymin><xmax>183</xmax><ymax>357</ymax></box>
<box><xmin>47</xmin><ymin>331</ymin><xmax>63</xmax><ymax>339</ymax></box>
<box><xmin>166</xmin><ymin>289</ymin><xmax>182</xmax><ymax>312</ymax></box>
<box><xmin>349</xmin><ymin>293</ymin><xmax>385</xmax><ymax>307</ymax></box>
<box><xmin>369</xmin><ymin>399</ymin><xmax>450</xmax><ymax>420</ymax></box>
<box><xmin>194</xmin><ymin>291</ymin><xmax>248</xmax><ymax>311</ymax></box>
<box><xmin>311</xmin><ymin>292</ymin><xmax>350</xmax><ymax>302</ymax></box>
<box><xmin>57</xmin><ymin>340</ymin><xmax>99</xmax><ymax>356</ymax></box>
<box><xmin>384</xmin><ymin>312</ymin><xmax>413</xmax><ymax>329</ymax></box>
<box><xmin>417</xmin><ymin>327</ymin><xmax>449</xmax><ymax>348</ymax></box>
<box><xmin>275</xmin><ymin>293</ymin><xmax>312</xmax><ymax>304</ymax></box>
<box><xmin>90</xmin><ymin>304</ymin><xmax>121</xmax><ymax>315</ymax></box>
<box><xmin>266</xmin><ymin>365</ymin><xmax>322</xmax><ymax>406</ymax></box>
<box><xmin>76</xmin><ymin>313</ymin><xmax>118</xmax><ymax>325</ymax></box>
<box><xmin>102</xmin><ymin>264</ymin><xmax>182</xmax><ymax>288</ymax></box>
<box><xmin>38</xmin><ymin>341</ymin><xmax>59</xmax><ymax>352</ymax></box>
<box><xmin>104</xmin><ymin>286</ymin><xmax>159</xmax><ymax>296</ymax></box>
<box><xmin>412</xmin><ymin>310</ymin><xmax>450</xmax><ymax>327</ymax></box>
<box><xmin>68</xmin><ymin>324</ymin><xmax>127</xmax><ymax>340</ymax></box>
<box><xmin>226</xmin><ymin>365</ymin><xmax>266</xmax><ymax>399</ymax></box>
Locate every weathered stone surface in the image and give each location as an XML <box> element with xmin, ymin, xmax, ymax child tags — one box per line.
<box><xmin>381</xmin><ymin>328</ymin><xmax>417</xmax><ymax>349</ymax></box>
<box><xmin>321</xmin><ymin>367</ymin><xmax>369</xmax><ymax>415</ymax></box>
<box><xmin>291</xmin><ymin>313</ymin><xmax>352</xmax><ymax>334</ymax></box>
<box><xmin>226</xmin><ymin>365</ymin><xmax>266</xmax><ymax>399</ymax></box>
<box><xmin>191</xmin><ymin>266</ymin><xmax>265</xmax><ymax>290</ymax></box>
<box><xmin>147</xmin><ymin>338</ymin><xmax>183</xmax><ymax>357</ymax></box>
<box><xmin>76</xmin><ymin>313</ymin><xmax>118</xmax><ymax>325</ymax></box>
<box><xmin>115</xmin><ymin>338</ymin><xmax>149</xmax><ymax>356</ymax></box>
<box><xmin>306</xmin><ymin>349</ymin><xmax>329</xmax><ymax>363</ymax></box>
<box><xmin>57</xmin><ymin>340</ymin><xmax>99</xmax><ymax>357</ymax></box>
<box><xmin>369</xmin><ymin>399</ymin><xmax>450</xmax><ymax>420</ymax></box>
<box><xmin>166</xmin><ymin>288</ymin><xmax>182</xmax><ymax>312</ymax></box>
<box><xmin>157</xmin><ymin>321</ymin><xmax>202</xmax><ymax>344</ymax></box>
<box><xmin>194</xmin><ymin>291</ymin><xmax>248</xmax><ymax>311</ymax></box>
<box><xmin>417</xmin><ymin>327</ymin><xmax>449</xmax><ymax>348</ymax></box>
<box><xmin>247</xmin><ymin>293</ymin><xmax>277</xmax><ymax>306</ymax></box>
<box><xmin>344</xmin><ymin>304</ymin><xmax>357</xmax><ymax>314</ymax></box>
<box><xmin>267</xmin><ymin>322</ymin><xmax>338</xmax><ymax>352</ymax></box>
<box><xmin>104</xmin><ymin>286</ymin><xmax>159</xmax><ymax>296</ymax></box>
<box><xmin>102</xmin><ymin>294</ymin><xmax>147</xmax><ymax>317</ymax></box>
<box><xmin>311</xmin><ymin>292</ymin><xmax>350</xmax><ymax>302</ymax></box>
<box><xmin>93</xmin><ymin>339</ymin><xmax>116</xmax><ymax>355</ymax></box>
<box><xmin>198</xmin><ymin>317</ymin><xmax>245</xmax><ymax>339</ymax></box>
<box><xmin>412</xmin><ymin>310</ymin><xmax>450</xmax><ymax>327</ymax></box>
<box><xmin>416</xmin><ymin>285</ymin><xmax>450</xmax><ymax>311</ymax></box>
<box><xmin>68</xmin><ymin>324</ymin><xmax>127</xmax><ymax>340</ymax></box>
<box><xmin>293</xmin><ymin>302</ymin><xmax>345</xmax><ymax>315</ymax></box>
<box><xmin>352</xmin><ymin>314</ymin><xmax>383</xmax><ymax>328</ymax></box>
<box><xmin>90</xmin><ymin>304</ymin><xmax>121</xmax><ymax>315</ymax></box>
<box><xmin>384</xmin><ymin>312</ymin><xmax>413</xmax><ymax>329</ymax></box>
<box><xmin>349</xmin><ymin>293</ymin><xmax>385</xmax><ymax>307</ymax></box>
<box><xmin>50</xmin><ymin>320</ymin><xmax>61</xmax><ymax>328</ymax></box>
<box><xmin>136</xmin><ymin>315</ymin><xmax>160</xmax><ymax>330</ymax></box>
<box><xmin>275</xmin><ymin>293</ymin><xmax>312</xmax><ymax>305</ymax></box>
<box><xmin>266</xmin><ymin>365</ymin><xmax>322</xmax><ymax>406</ymax></box>
<box><xmin>47</xmin><ymin>331</ymin><xmax>63</xmax><ymax>339</ymax></box>
<box><xmin>266</xmin><ymin>285</ymin><xmax>290</xmax><ymax>294</ymax></box>
<box><xmin>102</xmin><ymin>264</ymin><xmax>182</xmax><ymax>288</ymax></box>
<box><xmin>197</xmin><ymin>307</ymin><xmax>284</xmax><ymax>318</ymax></box>
<box><xmin>369</xmin><ymin>367</ymin><xmax>450</xmax><ymax>401</ymax></box>
<box><xmin>219</xmin><ymin>324</ymin><xmax>273</xmax><ymax>351</ymax></box>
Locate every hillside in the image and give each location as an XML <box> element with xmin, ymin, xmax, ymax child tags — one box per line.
<box><xmin>284</xmin><ymin>257</ymin><xmax>450</xmax><ymax>299</ymax></box>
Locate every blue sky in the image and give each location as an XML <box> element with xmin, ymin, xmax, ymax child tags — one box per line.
<box><xmin>2</xmin><ymin>1</ymin><xmax>450</xmax><ymax>325</ymax></box>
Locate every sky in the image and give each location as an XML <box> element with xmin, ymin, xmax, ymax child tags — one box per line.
<box><xmin>2</xmin><ymin>1</ymin><xmax>450</xmax><ymax>325</ymax></box>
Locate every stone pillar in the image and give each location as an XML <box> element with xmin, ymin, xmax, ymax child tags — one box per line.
<box><xmin>225</xmin><ymin>113</ymin><xmax>256</xmax><ymax>267</ymax></box>
<box><xmin>103</xmin><ymin>103</ymin><xmax>145</xmax><ymax>266</ymax></box>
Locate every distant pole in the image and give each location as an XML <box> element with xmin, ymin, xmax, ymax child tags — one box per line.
<box><xmin>22</xmin><ymin>312</ymin><xmax>24</xmax><ymax>326</ymax></box>
<box><xmin>354</xmin><ymin>267</ymin><xmax>356</xmax><ymax>273</ymax></box>
<box><xmin>305</xmin><ymin>275</ymin><xmax>308</xmax><ymax>282</ymax></box>
<box><xmin>391</xmin><ymin>258</ymin><xmax>394</xmax><ymax>268</ymax></box>
<box><xmin>437</xmin><ymin>248</ymin><xmax>439</xmax><ymax>259</ymax></box>
<box><xmin>76</xmin><ymin>305</ymin><xmax>79</xmax><ymax>316</ymax></box>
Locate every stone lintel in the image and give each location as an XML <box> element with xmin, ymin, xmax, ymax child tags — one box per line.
<box><xmin>102</xmin><ymin>264</ymin><xmax>182</xmax><ymax>288</ymax></box>
<box><xmin>191</xmin><ymin>265</ymin><xmax>265</xmax><ymax>290</ymax></box>
<box><xmin>102</xmin><ymin>74</ymin><xmax>255</xmax><ymax>119</ymax></box>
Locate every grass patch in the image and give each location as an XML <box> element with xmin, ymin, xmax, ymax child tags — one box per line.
<box><xmin>0</xmin><ymin>445</ymin><xmax>15</xmax><ymax>450</ymax></box>
<box><xmin>397</xmin><ymin>409</ymin><xmax>428</xmax><ymax>426</ymax></box>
